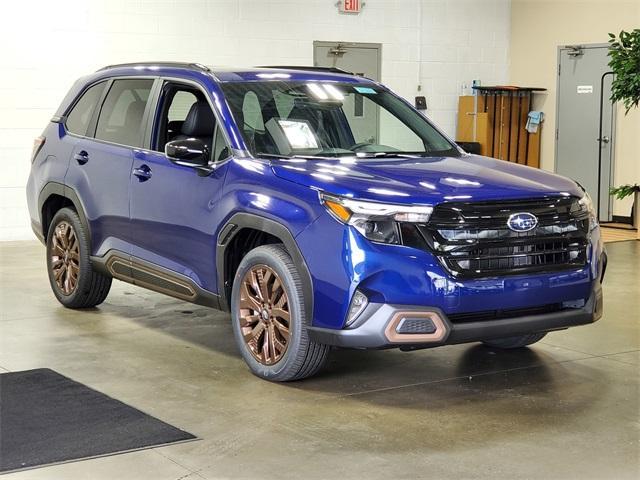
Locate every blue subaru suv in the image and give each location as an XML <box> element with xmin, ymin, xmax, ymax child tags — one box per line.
<box><xmin>27</xmin><ymin>62</ymin><xmax>606</xmax><ymax>381</ymax></box>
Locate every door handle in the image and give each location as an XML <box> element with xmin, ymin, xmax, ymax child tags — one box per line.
<box><xmin>133</xmin><ymin>164</ymin><xmax>152</xmax><ymax>181</ymax></box>
<box><xmin>74</xmin><ymin>151</ymin><xmax>89</xmax><ymax>165</ymax></box>
<box><xmin>596</xmin><ymin>136</ymin><xmax>610</xmax><ymax>144</ymax></box>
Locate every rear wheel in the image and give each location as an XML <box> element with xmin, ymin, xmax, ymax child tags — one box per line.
<box><xmin>46</xmin><ymin>207</ymin><xmax>112</xmax><ymax>308</ymax></box>
<box><xmin>482</xmin><ymin>332</ymin><xmax>547</xmax><ymax>349</ymax></box>
<box><xmin>231</xmin><ymin>244</ymin><xmax>329</xmax><ymax>381</ymax></box>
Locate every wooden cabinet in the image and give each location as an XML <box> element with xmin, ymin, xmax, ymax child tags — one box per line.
<box><xmin>456</xmin><ymin>87</ymin><xmax>545</xmax><ymax>168</ymax></box>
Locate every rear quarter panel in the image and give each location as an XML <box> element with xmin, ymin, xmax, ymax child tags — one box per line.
<box><xmin>26</xmin><ymin>122</ymin><xmax>75</xmax><ymax>233</ymax></box>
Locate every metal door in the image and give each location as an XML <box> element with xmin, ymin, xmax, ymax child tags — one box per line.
<box><xmin>555</xmin><ymin>44</ymin><xmax>615</xmax><ymax>221</ymax></box>
<box><xmin>313</xmin><ymin>41</ymin><xmax>381</xmax><ymax>144</ymax></box>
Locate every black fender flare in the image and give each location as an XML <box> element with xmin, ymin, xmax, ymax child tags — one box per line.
<box><xmin>216</xmin><ymin>213</ymin><xmax>314</xmax><ymax>323</ymax></box>
<box><xmin>38</xmin><ymin>182</ymin><xmax>91</xmax><ymax>244</ymax></box>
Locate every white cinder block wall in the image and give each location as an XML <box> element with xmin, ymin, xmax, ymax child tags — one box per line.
<box><xmin>0</xmin><ymin>0</ymin><xmax>510</xmax><ymax>240</ymax></box>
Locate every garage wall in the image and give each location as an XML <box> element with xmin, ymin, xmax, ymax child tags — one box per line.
<box><xmin>0</xmin><ymin>0</ymin><xmax>510</xmax><ymax>240</ymax></box>
<box><xmin>510</xmin><ymin>0</ymin><xmax>640</xmax><ymax>217</ymax></box>
<box><xmin>420</xmin><ymin>0</ymin><xmax>510</xmax><ymax>134</ymax></box>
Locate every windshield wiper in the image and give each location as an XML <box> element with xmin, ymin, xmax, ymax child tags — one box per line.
<box><xmin>256</xmin><ymin>151</ymin><xmax>450</xmax><ymax>160</ymax></box>
<box><xmin>256</xmin><ymin>153</ymin><xmax>345</xmax><ymax>161</ymax></box>
<box><xmin>354</xmin><ymin>152</ymin><xmax>417</xmax><ymax>159</ymax></box>
<box><xmin>255</xmin><ymin>153</ymin><xmax>294</xmax><ymax>159</ymax></box>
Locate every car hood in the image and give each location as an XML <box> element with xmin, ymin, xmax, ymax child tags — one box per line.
<box><xmin>269</xmin><ymin>154</ymin><xmax>583</xmax><ymax>204</ymax></box>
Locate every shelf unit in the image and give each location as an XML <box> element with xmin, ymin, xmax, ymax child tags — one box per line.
<box><xmin>456</xmin><ymin>86</ymin><xmax>547</xmax><ymax>167</ymax></box>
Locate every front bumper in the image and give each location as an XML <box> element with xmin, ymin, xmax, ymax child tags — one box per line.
<box><xmin>297</xmin><ymin>212</ymin><xmax>606</xmax><ymax>331</ymax></box>
<box><xmin>308</xmin><ymin>280</ymin><xmax>603</xmax><ymax>349</ymax></box>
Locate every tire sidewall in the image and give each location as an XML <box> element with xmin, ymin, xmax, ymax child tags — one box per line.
<box><xmin>230</xmin><ymin>246</ymin><xmax>306</xmax><ymax>381</ymax></box>
<box><xmin>46</xmin><ymin>208</ymin><xmax>91</xmax><ymax>306</ymax></box>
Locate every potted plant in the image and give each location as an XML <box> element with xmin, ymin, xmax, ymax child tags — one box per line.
<box><xmin>610</xmin><ymin>184</ymin><xmax>640</xmax><ymax>229</ymax></box>
<box><xmin>607</xmin><ymin>29</ymin><xmax>640</xmax><ymax>237</ymax></box>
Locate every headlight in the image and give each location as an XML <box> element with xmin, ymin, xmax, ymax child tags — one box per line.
<box><xmin>577</xmin><ymin>189</ymin><xmax>598</xmax><ymax>230</ymax></box>
<box><xmin>320</xmin><ymin>193</ymin><xmax>433</xmax><ymax>244</ymax></box>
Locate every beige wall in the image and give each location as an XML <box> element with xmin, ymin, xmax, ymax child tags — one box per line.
<box><xmin>510</xmin><ymin>0</ymin><xmax>640</xmax><ymax>217</ymax></box>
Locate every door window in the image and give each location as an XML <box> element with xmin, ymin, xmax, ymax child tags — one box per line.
<box><xmin>168</xmin><ymin>91</ymin><xmax>197</xmax><ymax>121</ymax></box>
<box><xmin>212</xmin><ymin>124</ymin><xmax>230</xmax><ymax>161</ymax></box>
<box><xmin>65</xmin><ymin>82</ymin><xmax>106</xmax><ymax>136</ymax></box>
<box><xmin>95</xmin><ymin>79</ymin><xmax>153</xmax><ymax>147</ymax></box>
<box><xmin>154</xmin><ymin>83</ymin><xmax>229</xmax><ymax>161</ymax></box>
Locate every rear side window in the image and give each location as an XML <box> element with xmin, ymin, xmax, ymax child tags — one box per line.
<box><xmin>65</xmin><ymin>82</ymin><xmax>106</xmax><ymax>136</ymax></box>
<box><xmin>95</xmin><ymin>79</ymin><xmax>154</xmax><ymax>147</ymax></box>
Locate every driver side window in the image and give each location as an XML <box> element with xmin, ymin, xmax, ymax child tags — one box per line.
<box><xmin>155</xmin><ymin>82</ymin><xmax>230</xmax><ymax>161</ymax></box>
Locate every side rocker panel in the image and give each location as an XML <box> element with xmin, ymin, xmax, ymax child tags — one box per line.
<box><xmin>91</xmin><ymin>250</ymin><xmax>221</xmax><ymax>309</ymax></box>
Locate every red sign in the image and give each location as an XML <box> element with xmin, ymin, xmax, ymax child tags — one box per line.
<box><xmin>340</xmin><ymin>0</ymin><xmax>361</xmax><ymax>13</ymax></box>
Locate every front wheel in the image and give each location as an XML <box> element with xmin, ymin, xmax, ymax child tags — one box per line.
<box><xmin>482</xmin><ymin>332</ymin><xmax>547</xmax><ymax>349</ymax></box>
<box><xmin>231</xmin><ymin>244</ymin><xmax>329</xmax><ymax>381</ymax></box>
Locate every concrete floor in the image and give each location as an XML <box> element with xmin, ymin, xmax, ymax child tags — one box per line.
<box><xmin>1</xmin><ymin>240</ymin><xmax>639</xmax><ymax>480</ymax></box>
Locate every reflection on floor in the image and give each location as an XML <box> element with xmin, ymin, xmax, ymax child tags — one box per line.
<box><xmin>601</xmin><ymin>225</ymin><xmax>637</xmax><ymax>243</ymax></box>
<box><xmin>0</xmin><ymin>240</ymin><xmax>638</xmax><ymax>479</ymax></box>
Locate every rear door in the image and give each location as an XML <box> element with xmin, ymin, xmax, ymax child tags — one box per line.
<box><xmin>64</xmin><ymin>77</ymin><xmax>155</xmax><ymax>256</ymax></box>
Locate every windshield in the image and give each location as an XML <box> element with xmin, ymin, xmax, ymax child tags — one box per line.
<box><xmin>221</xmin><ymin>81</ymin><xmax>459</xmax><ymax>158</ymax></box>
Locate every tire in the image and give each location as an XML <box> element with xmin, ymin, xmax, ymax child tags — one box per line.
<box><xmin>231</xmin><ymin>244</ymin><xmax>329</xmax><ymax>381</ymax></box>
<box><xmin>482</xmin><ymin>332</ymin><xmax>547</xmax><ymax>349</ymax></box>
<box><xmin>46</xmin><ymin>207</ymin><xmax>112</xmax><ymax>308</ymax></box>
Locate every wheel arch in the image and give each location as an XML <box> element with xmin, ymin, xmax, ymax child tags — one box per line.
<box><xmin>38</xmin><ymin>182</ymin><xmax>91</xmax><ymax>246</ymax></box>
<box><xmin>216</xmin><ymin>213</ymin><xmax>314</xmax><ymax>323</ymax></box>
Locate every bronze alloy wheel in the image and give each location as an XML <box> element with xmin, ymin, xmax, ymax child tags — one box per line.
<box><xmin>238</xmin><ymin>264</ymin><xmax>291</xmax><ymax>365</ymax></box>
<box><xmin>50</xmin><ymin>221</ymin><xmax>80</xmax><ymax>295</ymax></box>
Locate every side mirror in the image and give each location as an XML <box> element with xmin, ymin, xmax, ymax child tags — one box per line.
<box><xmin>165</xmin><ymin>138</ymin><xmax>210</xmax><ymax>169</ymax></box>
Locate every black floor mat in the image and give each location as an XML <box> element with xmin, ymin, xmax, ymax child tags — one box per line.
<box><xmin>0</xmin><ymin>368</ymin><xmax>196</xmax><ymax>473</ymax></box>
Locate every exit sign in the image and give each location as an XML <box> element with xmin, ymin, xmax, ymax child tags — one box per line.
<box><xmin>339</xmin><ymin>0</ymin><xmax>362</xmax><ymax>14</ymax></box>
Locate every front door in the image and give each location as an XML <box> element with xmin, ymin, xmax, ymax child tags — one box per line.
<box><xmin>314</xmin><ymin>41</ymin><xmax>381</xmax><ymax>145</ymax></box>
<box><xmin>555</xmin><ymin>44</ymin><xmax>615</xmax><ymax>221</ymax></box>
<box><xmin>129</xmin><ymin>81</ymin><xmax>231</xmax><ymax>294</ymax></box>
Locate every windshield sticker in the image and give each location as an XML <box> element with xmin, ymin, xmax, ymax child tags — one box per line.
<box><xmin>354</xmin><ymin>86</ymin><xmax>377</xmax><ymax>94</ymax></box>
<box><xmin>277</xmin><ymin>120</ymin><xmax>319</xmax><ymax>149</ymax></box>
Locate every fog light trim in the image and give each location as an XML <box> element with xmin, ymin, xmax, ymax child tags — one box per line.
<box><xmin>345</xmin><ymin>290</ymin><xmax>369</xmax><ymax>328</ymax></box>
<box><xmin>384</xmin><ymin>311</ymin><xmax>447</xmax><ymax>343</ymax></box>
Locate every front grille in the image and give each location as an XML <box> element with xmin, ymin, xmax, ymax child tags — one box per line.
<box><xmin>401</xmin><ymin>196</ymin><xmax>590</xmax><ymax>278</ymax></box>
<box><xmin>448</xmin><ymin>303</ymin><xmax>565</xmax><ymax>323</ymax></box>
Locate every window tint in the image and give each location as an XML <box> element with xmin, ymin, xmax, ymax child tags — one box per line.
<box><xmin>95</xmin><ymin>79</ymin><xmax>153</xmax><ymax>147</ymax></box>
<box><xmin>65</xmin><ymin>82</ymin><xmax>106</xmax><ymax>136</ymax></box>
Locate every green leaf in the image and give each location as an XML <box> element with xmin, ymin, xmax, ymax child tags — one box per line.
<box><xmin>608</xmin><ymin>29</ymin><xmax>640</xmax><ymax>115</ymax></box>
<box><xmin>610</xmin><ymin>184</ymin><xmax>640</xmax><ymax>200</ymax></box>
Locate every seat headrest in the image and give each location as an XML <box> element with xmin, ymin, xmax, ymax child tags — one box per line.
<box><xmin>124</xmin><ymin>100</ymin><xmax>146</xmax><ymax>129</ymax></box>
<box><xmin>181</xmin><ymin>101</ymin><xmax>215</xmax><ymax>137</ymax></box>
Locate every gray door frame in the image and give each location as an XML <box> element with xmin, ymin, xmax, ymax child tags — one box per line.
<box><xmin>554</xmin><ymin>42</ymin><xmax>616</xmax><ymax>221</ymax></box>
<box><xmin>312</xmin><ymin>41</ymin><xmax>382</xmax><ymax>81</ymax></box>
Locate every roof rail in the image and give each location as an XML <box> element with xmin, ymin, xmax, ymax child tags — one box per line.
<box><xmin>98</xmin><ymin>62</ymin><xmax>211</xmax><ymax>72</ymax></box>
<box><xmin>256</xmin><ymin>65</ymin><xmax>354</xmax><ymax>75</ymax></box>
